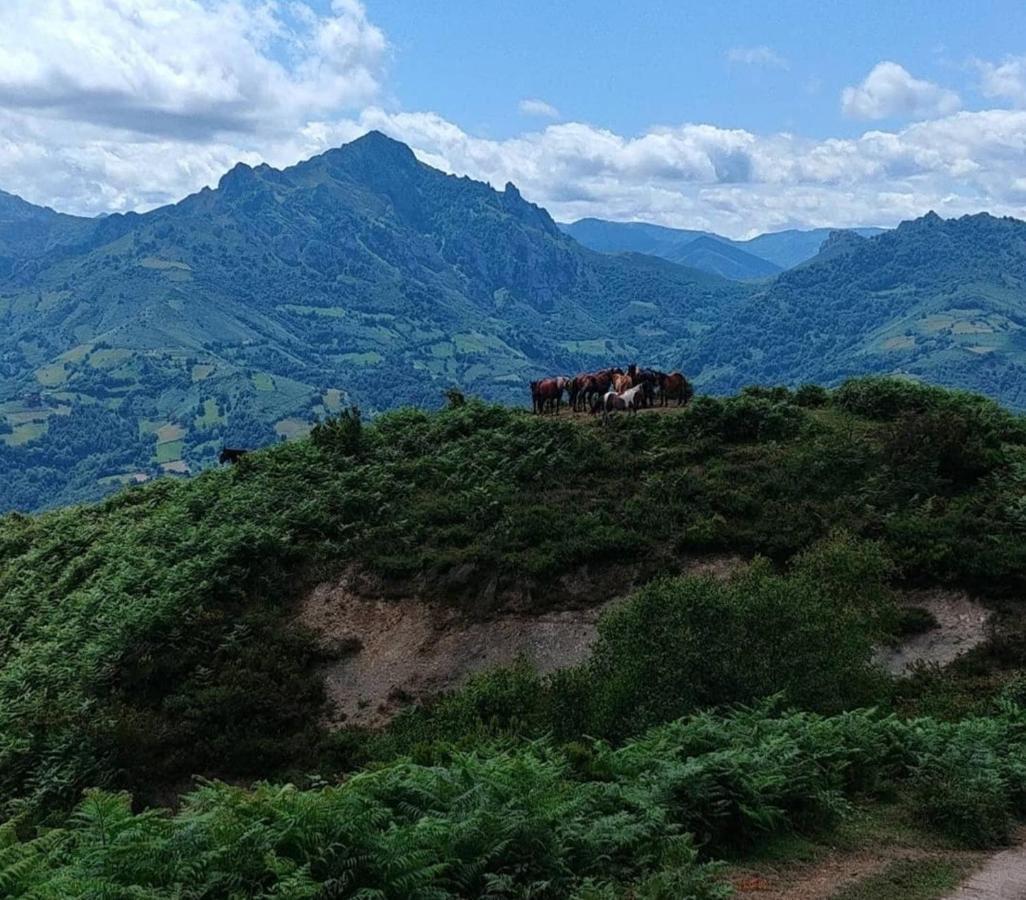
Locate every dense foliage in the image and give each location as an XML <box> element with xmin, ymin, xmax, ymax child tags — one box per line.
<box><xmin>2</xmin><ymin>378</ymin><xmax>1026</xmax><ymax>822</ymax></box>
<box><xmin>2</xmin><ymin>377</ymin><xmax>1026</xmax><ymax>895</ymax></box>
<box><xmin>6</xmin><ymin>701</ymin><xmax>1026</xmax><ymax>897</ymax></box>
<box><xmin>693</xmin><ymin>212</ymin><xmax>1026</xmax><ymax>408</ymax></box>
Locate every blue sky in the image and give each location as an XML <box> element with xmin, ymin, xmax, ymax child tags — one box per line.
<box><xmin>2</xmin><ymin>1</ymin><xmax>1026</xmax><ymax>237</ymax></box>
<box><xmin>366</xmin><ymin>0</ymin><xmax>1026</xmax><ymax>139</ymax></box>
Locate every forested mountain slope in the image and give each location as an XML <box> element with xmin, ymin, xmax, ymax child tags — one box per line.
<box><xmin>691</xmin><ymin>212</ymin><xmax>1026</xmax><ymax>407</ymax></box>
<box><xmin>0</xmin><ymin>132</ymin><xmax>743</xmax><ymax>511</ymax></box>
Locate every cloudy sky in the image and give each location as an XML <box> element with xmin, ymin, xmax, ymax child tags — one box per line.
<box><xmin>4</xmin><ymin>0</ymin><xmax>1026</xmax><ymax>237</ymax></box>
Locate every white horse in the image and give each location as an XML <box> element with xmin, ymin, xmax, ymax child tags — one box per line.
<box><xmin>619</xmin><ymin>384</ymin><xmax>646</xmax><ymax>413</ymax></box>
<box><xmin>601</xmin><ymin>389</ymin><xmax>625</xmax><ymax>423</ymax></box>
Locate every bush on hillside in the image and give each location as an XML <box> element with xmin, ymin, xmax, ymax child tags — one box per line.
<box><xmin>567</xmin><ymin>540</ymin><xmax>890</xmax><ymax>739</ymax></box>
<box><xmin>310</xmin><ymin>405</ymin><xmax>364</xmax><ymax>456</ymax></box>
<box><xmin>8</xmin><ymin>703</ymin><xmax>1026</xmax><ymax>895</ymax></box>
<box><xmin>833</xmin><ymin>376</ymin><xmax>936</xmax><ymax>420</ymax></box>
<box><xmin>911</xmin><ymin>723</ymin><xmax>1017</xmax><ymax>847</ymax></box>
<box><xmin>741</xmin><ymin>385</ymin><xmax>793</xmax><ymax>403</ymax></box>
<box><xmin>882</xmin><ymin>408</ymin><xmax>1006</xmax><ymax>485</ymax></box>
<box><xmin>835</xmin><ymin>376</ymin><xmax>1026</xmax><ymax>443</ymax></box>
<box><xmin>684</xmin><ymin>395</ymin><xmax>807</xmax><ymax>443</ymax></box>
<box><xmin>794</xmin><ymin>383</ymin><xmax>829</xmax><ymax>408</ymax></box>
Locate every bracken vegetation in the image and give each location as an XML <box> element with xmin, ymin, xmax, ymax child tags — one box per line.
<box><xmin>4</xmin><ymin>376</ymin><xmax>1026</xmax><ymax>895</ymax></box>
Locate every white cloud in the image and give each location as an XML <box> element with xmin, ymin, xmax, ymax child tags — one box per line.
<box><xmin>726</xmin><ymin>46</ymin><xmax>789</xmax><ymax>70</ymax></box>
<box><xmin>0</xmin><ymin>0</ymin><xmax>387</xmax><ymax>139</ymax></box>
<box><xmin>977</xmin><ymin>55</ymin><xmax>1026</xmax><ymax>107</ymax></box>
<box><xmin>347</xmin><ymin>107</ymin><xmax>1026</xmax><ymax>237</ymax></box>
<box><xmin>1</xmin><ymin>5</ymin><xmax>1025</xmax><ymax>237</ymax></box>
<box><xmin>518</xmin><ymin>98</ymin><xmax>560</xmax><ymax>119</ymax></box>
<box><xmin>842</xmin><ymin>62</ymin><xmax>961</xmax><ymax>120</ymax></box>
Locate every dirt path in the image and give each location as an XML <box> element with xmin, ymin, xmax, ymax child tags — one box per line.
<box><xmin>946</xmin><ymin>841</ymin><xmax>1026</xmax><ymax>899</ymax></box>
<box><xmin>732</xmin><ymin>851</ymin><xmax>902</xmax><ymax>899</ymax></box>
<box><xmin>875</xmin><ymin>588</ymin><xmax>992</xmax><ymax>676</ymax></box>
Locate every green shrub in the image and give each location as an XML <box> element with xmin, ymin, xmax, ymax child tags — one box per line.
<box><xmin>911</xmin><ymin>736</ymin><xmax>1012</xmax><ymax>847</ymax></box>
<box><xmin>893</xmin><ymin>605</ymin><xmax>939</xmax><ymax>640</ymax></box>
<box><xmin>834</xmin><ymin>376</ymin><xmax>935</xmax><ymax>420</ymax></box>
<box><xmin>794</xmin><ymin>383</ymin><xmax>829</xmax><ymax>408</ymax></box>
<box><xmin>883</xmin><ymin>408</ymin><xmax>1005</xmax><ymax>485</ymax></box>
<box><xmin>563</xmin><ymin>535</ymin><xmax>891</xmax><ymax>740</ymax></box>
<box><xmin>741</xmin><ymin>385</ymin><xmax>793</xmax><ymax>403</ymax></box>
<box><xmin>310</xmin><ymin>405</ymin><xmax>364</xmax><ymax>456</ymax></box>
<box><xmin>685</xmin><ymin>395</ymin><xmax>806</xmax><ymax>443</ymax></box>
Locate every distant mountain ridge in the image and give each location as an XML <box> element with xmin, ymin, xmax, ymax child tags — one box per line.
<box><xmin>561</xmin><ymin>217</ymin><xmax>887</xmax><ymax>276</ymax></box>
<box><xmin>688</xmin><ymin>211</ymin><xmax>1026</xmax><ymax>408</ymax></box>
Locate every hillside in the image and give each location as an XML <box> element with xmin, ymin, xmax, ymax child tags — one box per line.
<box><xmin>8</xmin><ymin>134</ymin><xmax>1026</xmax><ymax>516</ymax></box>
<box><xmin>0</xmin><ymin>132</ymin><xmax>744</xmax><ymax>511</ymax></box>
<box><xmin>736</xmin><ymin>225</ymin><xmax>887</xmax><ymax>268</ymax></box>
<box><xmin>561</xmin><ymin>216</ymin><xmax>782</xmax><ymax>279</ymax></box>
<box><xmin>692</xmin><ymin>212</ymin><xmax>1026</xmax><ymax>407</ymax></box>
<box><xmin>561</xmin><ymin>216</ymin><xmax>886</xmax><ymax>273</ymax></box>
<box><xmin>4</xmin><ymin>380</ymin><xmax>1026</xmax><ymax>895</ymax></box>
<box><xmin>667</xmin><ymin>233</ymin><xmax>781</xmax><ymax>279</ymax></box>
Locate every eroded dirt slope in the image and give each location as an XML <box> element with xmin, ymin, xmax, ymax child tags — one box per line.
<box><xmin>298</xmin><ymin>555</ymin><xmax>742</xmax><ymax>727</ymax></box>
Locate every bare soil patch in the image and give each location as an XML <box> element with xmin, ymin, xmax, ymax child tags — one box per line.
<box><xmin>297</xmin><ymin>555</ymin><xmax>744</xmax><ymax>728</ymax></box>
<box><xmin>876</xmin><ymin>589</ymin><xmax>992</xmax><ymax>676</ymax></box>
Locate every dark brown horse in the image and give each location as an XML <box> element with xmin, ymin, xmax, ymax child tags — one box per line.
<box><xmin>219</xmin><ymin>447</ymin><xmax>249</xmax><ymax>465</ymax></box>
<box><xmin>634</xmin><ymin>368</ymin><xmax>664</xmax><ymax>408</ymax></box>
<box><xmin>660</xmin><ymin>372</ymin><xmax>694</xmax><ymax>407</ymax></box>
<box><xmin>576</xmin><ymin>367</ymin><xmax>623</xmax><ymax>411</ymax></box>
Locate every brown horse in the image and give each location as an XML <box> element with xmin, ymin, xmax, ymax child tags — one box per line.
<box><xmin>574</xmin><ymin>367</ymin><xmax>623</xmax><ymax>411</ymax></box>
<box><xmin>531</xmin><ymin>377</ymin><xmax>568</xmax><ymax>414</ymax></box>
<box><xmin>660</xmin><ymin>372</ymin><xmax>693</xmax><ymax>407</ymax></box>
<box><xmin>612</xmin><ymin>373</ymin><xmax>633</xmax><ymax>394</ymax></box>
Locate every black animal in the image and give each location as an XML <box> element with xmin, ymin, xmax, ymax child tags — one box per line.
<box><xmin>219</xmin><ymin>447</ymin><xmax>249</xmax><ymax>465</ymax></box>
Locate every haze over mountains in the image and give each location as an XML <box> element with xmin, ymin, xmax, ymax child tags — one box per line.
<box><xmin>2</xmin><ymin>130</ymin><xmax>1026</xmax><ymax>511</ymax></box>
<box><xmin>561</xmin><ymin>217</ymin><xmax>887</xmax><ymax>278</ymax></box>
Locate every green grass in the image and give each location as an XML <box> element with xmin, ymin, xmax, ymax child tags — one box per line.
<box><xmin>139</xmin><ymin>256</ymin><xmax>190</xmax><ymax>270</ymax></box>
<box><xmin>155</xmin><ymin>423</ymin><xmax>186</xmax><ymax>443</ymax></box>
<box><xmin>274</xmin><ymin>417</ymin><xmax>311</xmax><ymax>439</ymax></box>
<box><xmin>34</xmin><ymin>363</ymin><xmax>67</xmax><ymax>386</ymax></box>
<box><xmin>251</xmin><ymin>371</ymin><xmax>275</xmax><ymax>391</ymax></box>
<box><xmin>3</xmin><ymin>421</ymin><xmax>46</xmax><ymax>446</ymax></box>
<box><xmin>194</xmin><ymin>399</ymin><xmax>222</xmax><ymax>428</ymax></box>
<box><xmin>831</xmin><ymin>857</ymin><xmax>977</xmax><ymax>900</ymax></box>
<box><xmin>89</xmin><ymin>348</ymin><xmax>134</xmax><ymax>369</ymax></box>
<box><xmin>57</xmin><ymin>343</ymin><xmax>93</xmax><ymax>363</ymax></box>
<box><xmin>155</xmin><ymin>438</ymin><xmax>184</xmax><ymax>463</ymax></box>
<box><xmin>339</xmin><ymin>351</ymin><xmax>383</xmax><ymax>365</ymax></box>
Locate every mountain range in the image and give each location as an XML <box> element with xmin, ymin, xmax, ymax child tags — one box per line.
<box><xmin>0</xmin><ymin>132</ymin><xmax>745</xmax><ymax>510</ymax></box>
<box><xmin>2</xmin><ymin>130</ymin><xmax>1026</xmax><ymax>512</ymax></box>
<box><xmin>560</xmin><ymin>217</ymin><xmax>887</xmax><ymax>278</ymax></box>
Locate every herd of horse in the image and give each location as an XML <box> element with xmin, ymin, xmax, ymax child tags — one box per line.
<box><xmin>530</xmin><ymin>364</ymin><xmax>693</xmax><ymax>419</ymax></box>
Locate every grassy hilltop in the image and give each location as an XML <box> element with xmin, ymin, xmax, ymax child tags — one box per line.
<box><xmin>4</xmin><ymin>377</ymin><xmax>1026</xmax><ymax>895</ymax></box>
